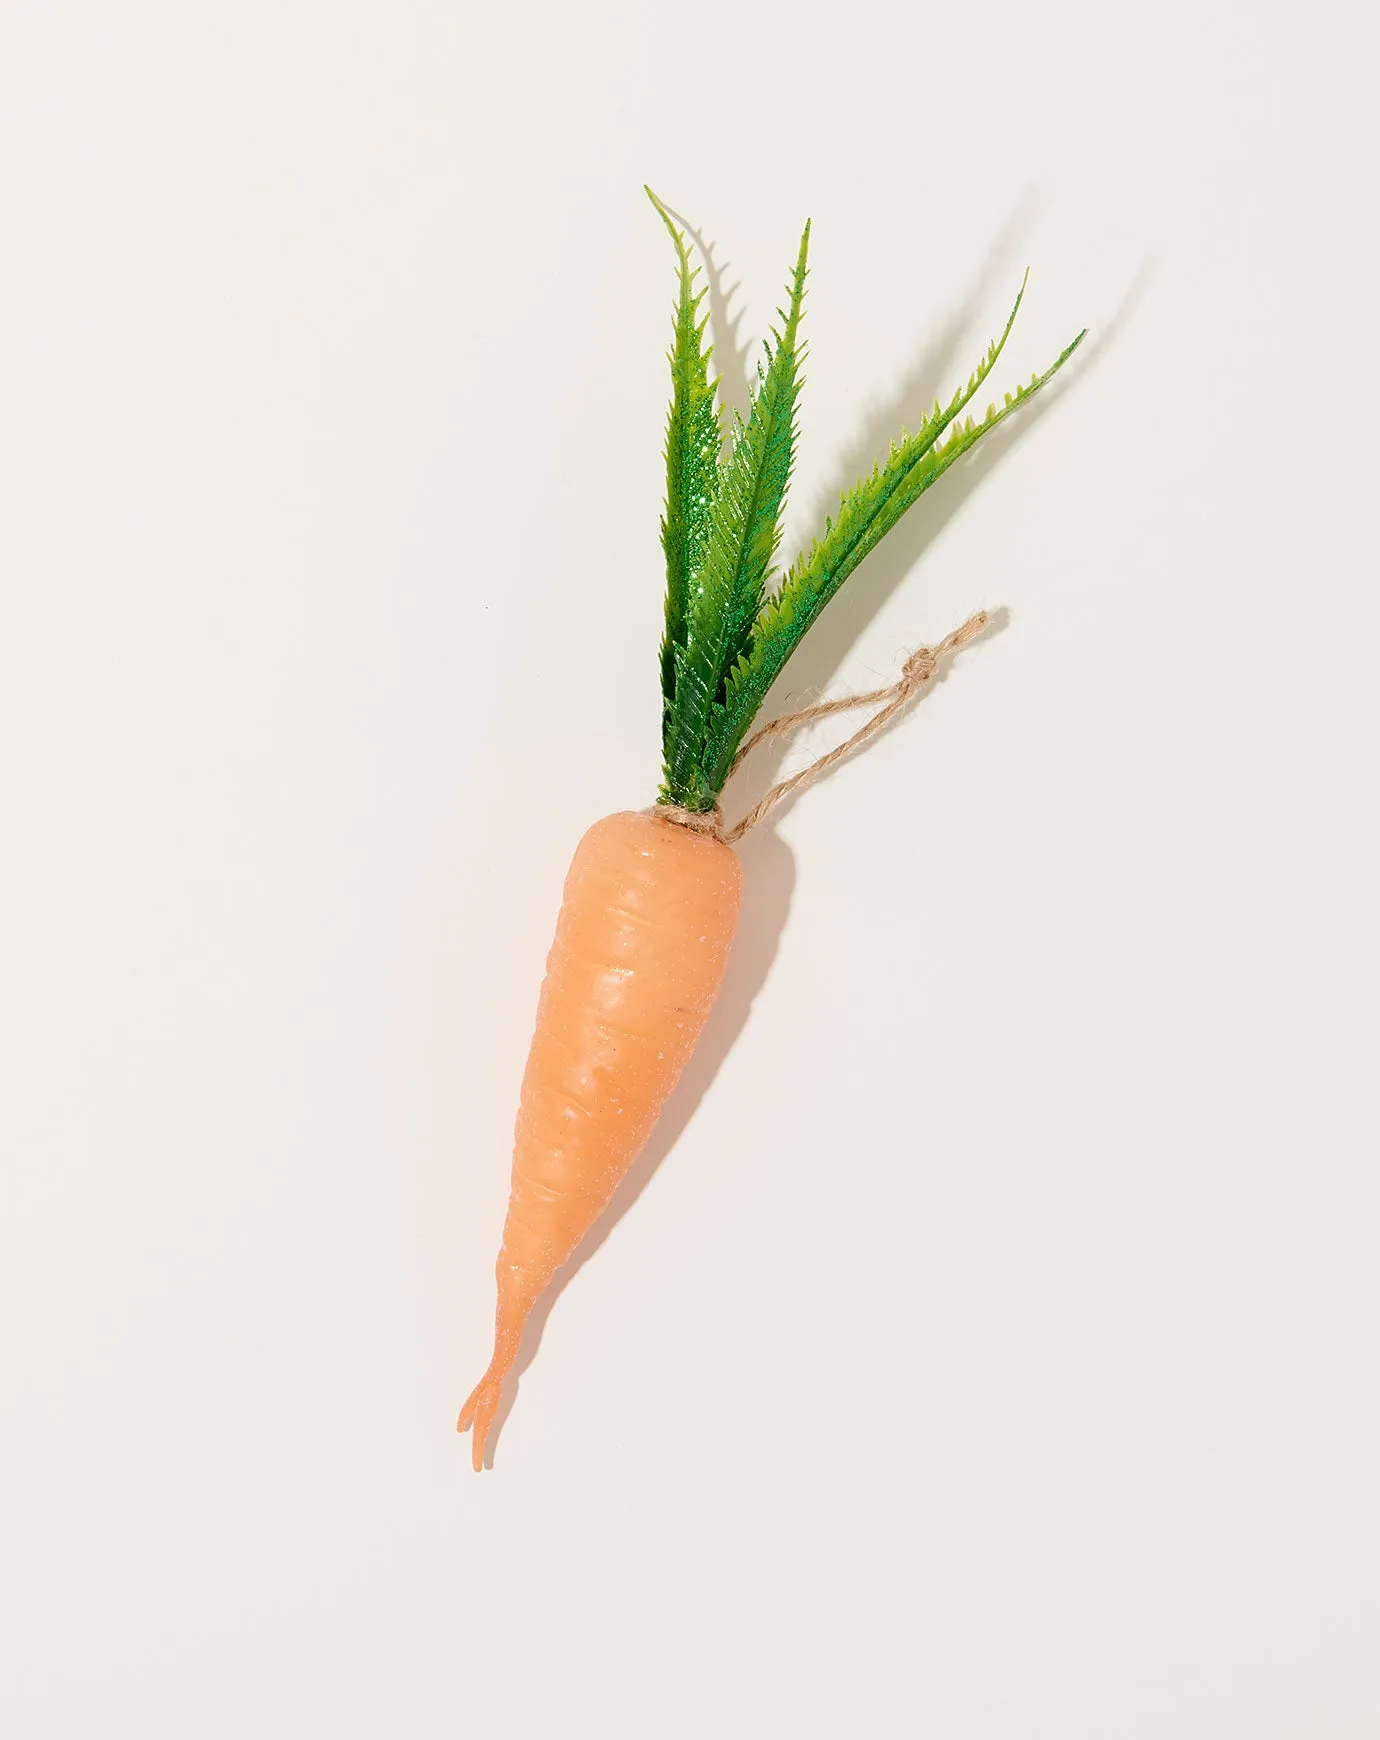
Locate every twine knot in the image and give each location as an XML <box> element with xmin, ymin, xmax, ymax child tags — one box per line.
<box><xmin>900</xmin><ymin>645</ymin><xmax>940</xmax><ymax>687</ymax></box>
<box><xmin>653</xmin><ymin>803</ymin><xmax>726</xmax><ymax>840</ymax></box>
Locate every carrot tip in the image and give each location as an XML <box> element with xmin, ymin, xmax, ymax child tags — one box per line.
<box><xmin>457</xmin><ymin>1372</ymin><xmax>504</xmax><ymax>1470</ymax></box>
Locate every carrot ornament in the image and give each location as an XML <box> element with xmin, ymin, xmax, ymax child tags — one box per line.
<box><xmin>458</xmin><ymin>190</ymin><xmax>1083</xmax><ymax>1467</ymax></box>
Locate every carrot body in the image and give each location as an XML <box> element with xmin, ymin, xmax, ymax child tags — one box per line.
<box><xmin>458</xmin><ymin>808</ymin><xmax>742</xmax><ymax>1467</ymax></box>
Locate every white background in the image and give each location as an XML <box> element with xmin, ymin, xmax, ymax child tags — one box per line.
<box><xmin>2</xmin><ymin>3</ymin><xmax>1377</xmax><ymax>1735</ymax></box>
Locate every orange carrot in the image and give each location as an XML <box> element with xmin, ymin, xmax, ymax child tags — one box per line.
<box><xmin>457</xmin><ymin>194</ymin><xmax>1081</xmax><ymax>1465</ymax></box>
<box><xmin>458</xmin><ymin>810</ymin><xmax>741</xmax><ymax>1468</ymax></box>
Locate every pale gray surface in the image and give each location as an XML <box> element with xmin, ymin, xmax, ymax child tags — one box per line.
<box><xmin>2</xmin><ymin>3</ymin><xmax>1377</xmax><ymax>1736</ymax></box>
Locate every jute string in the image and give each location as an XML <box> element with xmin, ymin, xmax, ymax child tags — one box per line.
<box><xmin>656</xmin><ymin>608</ymin><xmax>990</xmax><ymax>845</ymax></box>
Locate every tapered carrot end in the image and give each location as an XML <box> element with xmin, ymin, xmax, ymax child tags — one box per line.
<box><xmin>457</xmin><ymin>1371</ymin><xmax>504</xmax><ymax>1471</ymax></box>
<box><xmin>459</xmin><ymin>1282</ymin><xmax>536</xmax><ymax>1469</ymax></box>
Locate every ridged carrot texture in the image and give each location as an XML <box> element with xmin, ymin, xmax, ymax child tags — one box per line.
<box><xmin>457</xmin><ymin>811</ymin><xmax>740</xmax><ymax>1467</ymax></box>
<box><xmin>459</xmin><ymin>190</ymin><xmax>1082</xmax><ymax>1466</ymax></box>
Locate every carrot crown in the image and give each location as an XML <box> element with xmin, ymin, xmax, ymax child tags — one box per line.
<box><xmin>647</xmin><ymin>187</ymin><xmax>1084</xmax><ymax>814</ymax></box>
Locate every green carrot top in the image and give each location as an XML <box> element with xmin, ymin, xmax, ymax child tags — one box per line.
<box><xmin>647</xmin><ymin>187</ymin><xmax>1083</xmax><ymax>814</ymax></box>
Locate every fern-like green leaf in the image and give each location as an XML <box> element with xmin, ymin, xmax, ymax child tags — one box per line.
<box><xmin>647</xmin><ymin>187</ymin><xmax>722</xmax><ymax>722</ymax></box>
<box><xmin>700</xmin><ymin>316</ymin><xmax>1086</xmax><ymax>792</ymax></box>
<box><xmin>663</xmin><ymin>221</ymin><xmax>811</xmax><ymax>810</ymax></box>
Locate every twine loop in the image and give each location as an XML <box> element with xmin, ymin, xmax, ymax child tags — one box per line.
<box><xmin>655</xmin><ymin>608</ymin><xmax>991</xmax><ymax>846</ymax></box>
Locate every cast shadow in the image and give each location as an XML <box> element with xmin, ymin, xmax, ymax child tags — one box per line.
<box><xmin>725</xmin><ymin>246</ymin><xmax>1153</xmax><ymax>817</ymax></box>
<box><xmin>482</xmin><ymin>824</ymin><xmax>796</xmax><ymax>1464</ymax></box>
<box><xmin>675</xmin><ymin>210</ymin><xmax>755</xmax><ymax>438</ymax></box>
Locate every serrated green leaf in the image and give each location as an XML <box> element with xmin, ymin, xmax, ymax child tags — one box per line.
<box><xmin>662</xmin><ymin>221</ymin><xmax>811</xmax><ymax>810</ymax></box>
<box><xmin>699</xmin><ymin>313</ymin><xmax>1086</xmax><ymax>793</ymax></box>
<box><xmin>646</xmin><ymin>187</ymin><xmax>722</xmax><ymax>728</ymax></box>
